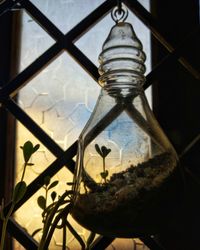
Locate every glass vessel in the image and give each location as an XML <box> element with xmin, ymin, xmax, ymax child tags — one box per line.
<box><xmin>71</xmin><ymin>16</ymin><xmax>180</xmax><ymax>237</ymax></box>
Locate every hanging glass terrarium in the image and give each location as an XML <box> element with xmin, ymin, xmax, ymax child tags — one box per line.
<box><xmin>71</xmin><ymin>5</ymin><xmax>181</xmax><ymax>238</ymax></box>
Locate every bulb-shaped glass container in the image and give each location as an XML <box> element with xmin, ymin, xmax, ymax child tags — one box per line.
<box><xmin>71</xmin><ymin>22</ymin><xmax>180</xmax><ymax>237</ymax></box>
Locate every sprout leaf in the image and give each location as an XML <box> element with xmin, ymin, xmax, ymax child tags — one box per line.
<box><xmin>13</xmin><ymin>181</ymin><xmax>27</xmax><ymax>204</ymax></box>
<box><xmin>37</xmin><ymin>196</ymin><xmax>46</xmax><ymax>210</ymax></box>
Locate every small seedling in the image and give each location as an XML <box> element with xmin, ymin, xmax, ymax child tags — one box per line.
<box><xmin>0</xmin><ymin>141</ymin><xmax>40</xmax><ymax>250</ymax></box>
<box><xmin>32</xmin><ymin>176</ymin><xmax>59</xmax><ymax>237</ymax></box>
<box><xmin>0</xmin><ymin>141</ymin><xmax>110</xmax><ymax>250</ymax></box>
<box><xmin>95</xmin><ymin>144</ymin><xmax>111</xmax><ymax>183</ymax></box>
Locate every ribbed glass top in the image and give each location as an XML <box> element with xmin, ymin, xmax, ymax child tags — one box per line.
<box><xmin>98</xmin><ymin>22</ymin><xmax>146</xmax><ymax>97</ymax></box>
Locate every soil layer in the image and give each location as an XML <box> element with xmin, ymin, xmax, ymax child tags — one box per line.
<box><xmin>71</xmin><ymin>153</ymin><xmax>183</xmax><ymax>237</ymax></box>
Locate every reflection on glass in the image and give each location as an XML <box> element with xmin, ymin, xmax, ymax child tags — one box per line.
<box><xmin>15</xmin><ymin>0</ymin><xmax>150</xmax><ymax>249</ymax></box>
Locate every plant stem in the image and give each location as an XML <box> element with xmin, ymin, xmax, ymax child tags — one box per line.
<box><xmin>38</xmin><ymin>191</ymin><xmax>72</xmax><ymax>250</ymax></box>
<box><xmin>0</xmin><ymin>160</ymin><xmax>28</xmax><ymax>250</ymax></box>
<box><xmin>62</xmin><ymin>221</ymin><xmax>67</xmax><ymax>250</ymax></box>
<box><xmin>66</xmin><ymin>220</ymin><xmax>86</xmax><ymax>250</ymax></box>
<box><xmin>102</xmin><ymin>157</ymin><xmax>107</xmax><ymax>183</ymax></box>
<box><xmin>45</xmin><ymin>187</ymin><xmax>48</xmax><ymax>209</ymax></box>
<box><xmin>86</xmin><ymin>232</ymin><xmax>96</xmax><ymax>250</ymax></box>
<box><xmin>42</xmin><ymin>186</ymin><xmax>48</xmax><ymax>232</ymax></box>
<box><xmin>20</xmin><ymin>163</ymin><xmax>27</xmax><ymax>183</ymax></box>
<box><xmin>43</xmin><ymin>204</ymin><xmax>72</xmax><ymax>249</ymax></box>
<box><xmin>103</xmin><ymin>157</ymin><xmax>106</xmax><ymax>173</ymax></box>
<box><xmin>0</xmin><ymin>203</ymin><xmax>15</xmax><ymax>250</ymax></box>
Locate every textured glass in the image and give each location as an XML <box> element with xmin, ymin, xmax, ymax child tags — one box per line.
<box><xmin>15</xmin><ymin>123</ymin><xmax>56</xmax><ymax>185</ymax></box>
<box><xmin>20</xmin><ymin>10</ymin><xmax>55</xmax><ymax>72</ymax></box>
<box><xmin>17</xmin><ymin>52</ymin><xmax>99</xmax><ymax>150</ymax></box>
<box><xmin>13</xmin><ymin>240</ymin><xmax>26</xmax><ymax>250</ymax></box>
<box><xmin>16</xmin><ymin>0</ymin><xmax>151</xmax><ymax>249</ymax></box>
<box><xmin>31</xmin><ymin>0</ymin><xmax>105</xmax><ymax>33</ymax></box>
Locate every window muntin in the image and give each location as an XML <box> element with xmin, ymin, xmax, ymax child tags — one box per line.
<box><xmin>15</xmin><ymin>1</ymin><xmax>151</xmax><ymax>249</ymax></box>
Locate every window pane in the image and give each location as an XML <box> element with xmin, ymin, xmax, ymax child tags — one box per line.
<box><xmin>20</xmin><ymin>10</ymin><xmax>55</xmax><ymax>72</ymax></box>
<box><xmin>15</xmin><ymin>0</ymin><xmax>151</xmax><ymax>249</ymax></box>
<box><xmin>31</xmin><ymin>0</ymin><xmax>105</xmax><ymax>33</ymax></box>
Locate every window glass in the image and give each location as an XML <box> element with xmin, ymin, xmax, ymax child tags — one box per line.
<box><xmin>15</xmin><ymin>1</ymin><xmax>151</xmax><ymax>249</ymax></box>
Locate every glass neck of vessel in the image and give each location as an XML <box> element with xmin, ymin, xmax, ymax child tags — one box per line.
<box><xmin>98</xmin><ymin>22</ymin><xmax>146</xmax><ymax>99</ymax></box>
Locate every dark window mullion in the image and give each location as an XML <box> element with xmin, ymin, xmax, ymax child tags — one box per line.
<box><xmin>151</xmin><ymin>1</ymin><xmax>200</xmax><ymax>249</ymax></box>
<box><xmin>144</xmin><ymin>28</ymin><xmax>200</xmax><ymax>90</ymax></box>
<box><xmin>0</xmin><ymin>0</ymin><xmax>21</xmax><ymax>17</ymax></box>
<box><xmin>0</xmin><ymin>8</ymin><xmax>21</xmax><ymax>250</ymax></box>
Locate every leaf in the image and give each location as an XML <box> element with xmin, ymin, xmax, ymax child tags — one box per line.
<box><xmin>13</xmin><ymin>181</ymin><xmax>27</xmax><ymax>203</ymax></box>
<box><xmin>51</xmin><ymin>191</ymin><xmax>57</xmax><ymax>201</ymax></box>
<box><xmin>33</xmin><ymin>144</ymin><xmax>40</xmax><ymax>153</ymax></box>
<box><xmin>44</xmin><ymin>176</ymin><xmax>51</xmax><ymax>186</ymax></box>
<box><xmin>27</xmin><ymin>163</ymin><xmax>34</xmax><ymax>166</ymax></box>
<box><xmin>22</xmin><ymin>141</ymin><xmax>34</xmax><ymax>163</ymax></box>
<box><xmin>100</xmin><ymin>170</ymin><xmax>109</xmax><ymax>179</ymax></box>
<box><xmin>31</xmin><ymin>228</ymin><xmax>42</xmax><ymax>237</ymax></box>
<box><xmin>101</xmin><ymin>146</ymin><xmax>111</xmax><ymax>158</ymax></box>
<box><xmin>66</xmin><ymin>182</ymin><xmax>74</xmax><ymax>186</ymax></box>
<box><xmin>48</xmin><ymin>180</ymin><xmax>59</xmax><ymax>190</ymax></box>
<box><xmin>95</xmin><ymin>144</ymin><xmax>103</xmax><ymax>157</ymax></box>
<box><xmin>37</xmin><ymin>196</ymin><xmax>46</xmax><ymax>210</ymax></box>
<box><xmin>20</xmin><ymin>141</ymin><xmax>40</xmax><ymax>163</ymax></box>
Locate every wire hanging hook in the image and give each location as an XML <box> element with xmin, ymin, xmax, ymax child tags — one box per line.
<box><xmin>111</xmin><ymin>3</ymin><xmax>128</xmax><ymax>24</ymax></box>
<box><xmin>117</xmin><ymin>0</ymin><xmax>122</xmax><ymax>15</ymax></box>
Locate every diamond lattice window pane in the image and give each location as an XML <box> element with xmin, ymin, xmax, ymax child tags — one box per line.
<box><xmin>17</xmin><ymin>52</ymin><xmax>100</xmax><ymax>150</ymax></box>
<box><xmin>14</xmin><ymin>0</ymin><xmax>153</xmax><ymax>249</ymax></box>
<box><xmin>20</xmin><ymin>10</ymin><xmax>55</xmax><ymax>72</ymax></box>
<box><xmin>16</xmin><ymin>122</ymin><xmax>56</xmax><ymax>185</ymax></box>
<box><xmin>30</xmin><ymin>0</ymin><xmax>105</xmax><ymax>33</ymax></box>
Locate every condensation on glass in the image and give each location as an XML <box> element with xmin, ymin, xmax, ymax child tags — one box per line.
<box><xmin>15</xmin><ymin>0</ymin><xmax>151</xmax><ymax>249</ymax></box>
<box><xmin>71</xmin><ymin>17</ymin><xmax>179</xmax><ymax>238</ymax></box>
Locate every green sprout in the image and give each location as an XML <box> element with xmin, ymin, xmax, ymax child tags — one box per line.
<box><xmin>95</xmin><ymin>144</ymin><xmax>111</xmax><ymax>183</ymax></box>
<box><xmin>31</xmin><ymin>176</ymin><xmax>59</xmax><ymax>238</ymax></box>
<box><xmin>0</xmin><ymin>141</ymin><xmax>107</xmax><ymax>250</ymax></box>
<box><xmin>0</xmin><ymin>141</ymin><xmax>40</xmax><ymax>250</ymax></box>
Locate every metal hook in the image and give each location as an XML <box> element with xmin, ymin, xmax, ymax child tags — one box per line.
<box><xmin>111</xmin><ymin>3</ymin><xmax>128</xmax><ymax>24</ymax></box>
<box><xmin>117</xmin><ymin>0</ymin><xmax>122</xmax><ymax>15</ymax></box>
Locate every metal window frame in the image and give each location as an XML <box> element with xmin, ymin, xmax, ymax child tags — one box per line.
<box><xmin>0</xmin><ymin>0</ymin><xmax>199</xmax><ymax>249</ymax></box>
